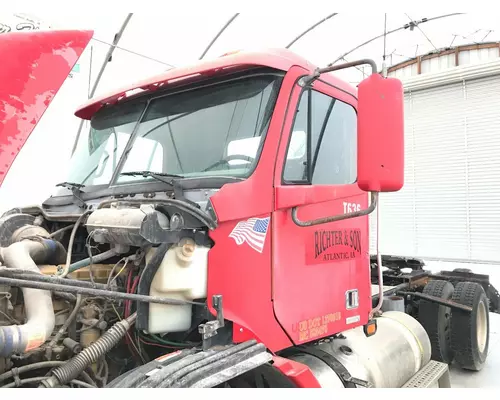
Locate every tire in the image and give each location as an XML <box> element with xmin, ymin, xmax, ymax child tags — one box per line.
<box><xmin>450</xmin><ymin>282</ymin><xmax>490</xmax><ymax>371</ymax></box>
<box><xmin>418</xmin><ymin>280</ymin><xmax>454</xmax><ymax>364</ymax></box>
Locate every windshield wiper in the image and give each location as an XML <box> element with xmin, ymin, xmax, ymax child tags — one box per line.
<box><xmin>120</xmin><ymin>171</ymin><xmax>184</xmax><ymax>186</ymax></box>
<box><xmin>56</xmin><ymin>182</ymin><xmax>87</xmax><ymax>209</ymax></box>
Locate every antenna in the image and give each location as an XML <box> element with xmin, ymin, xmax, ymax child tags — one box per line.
<box><xmin>382</xmin><ymin>13</ymin><xmax>388</xmax><ymax>77</ymax></box>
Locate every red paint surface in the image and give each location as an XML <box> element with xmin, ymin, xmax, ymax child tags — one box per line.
<box><xmin>357</xmin><ymin>73</ymin><xmax>405</xmax><ymax>192</ymax></box>
<box><xmin>206</xmin><ymin>62</ymin><xmax>370</xmax><ymax>352</ymax></box>
<box><xmin>0</xmin><ymin>29</ymin><xmax>92</xmax><ymax>187</ymax></box>
<box><xmin>270</xmin><ymin>78</ymin><xmax>370</xmax><ymax>345</ymax></box>
<box><xmin>74</xmin><ymin>48</ymin><xmax>355</xmax><ymax>120</ymax></box>
<box><xmin>207</xmin><ymin>66</ymin><xmax>310</xmax><ymax>352</ymax></box>
<box><xmin>272</xmin><ymin>356</ymin><xmax>322</xmax><ymax>388</ymax></box>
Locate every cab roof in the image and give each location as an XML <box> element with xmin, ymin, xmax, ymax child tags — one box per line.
<box><xmin>74</xmin><ymin>48</ymin><xmax>357</xmax><ymax>120</ymax></box>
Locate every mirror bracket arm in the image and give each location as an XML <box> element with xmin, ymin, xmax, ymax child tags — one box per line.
<box><xmin>299</xmin><ymin>59</ymin><xmax>379</xmax><ymax>87</ymax></box>
<box><xmin>291</xmin><ymin>192</ymin><xmax>378</xmax><ymax>228</ymax></box>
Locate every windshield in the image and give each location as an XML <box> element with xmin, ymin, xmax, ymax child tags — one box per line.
<box><xmin>65</xmin><ymin>73</ymin><xmax>283</xmax><ymax>188</ymax></box>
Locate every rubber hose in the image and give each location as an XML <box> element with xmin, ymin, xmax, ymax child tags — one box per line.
<box><xmin>49</xmin><ymin>224</ymin><xmax>75</xmax><ymax>239</ymax></box>
<box><xmin>3</xmin><ymin>376</ymin><xmax>95</xmax><ymax>388</ymax></box>
<box><xmin>46</xmin><ymin>294</ymin><xmax>83</xmax><ymax>360</ymax></box>
<box><xmin>0</xmin><ymin>239</ymin><xmax>57</xmax><ymax>356</ymax></box>
<box><xmin>41</xmin><ymin>313</ymin><xmax>136</xmax><ymax>387</ymax></box>
<box><xmin>0</xmin><ymin>361</ymin><xmax>95</xmax><ymax>386</ymax></box>
<box><xmin>58</xmin><ymin>211</ymin><xmax>91</xmax><ymax>278</ymax></box>
<box><xmin>0</xmin><ymin>361</ymin><xmax>65</xmax><ymax>382</ymax></box>
<box><xmin>67</xmin><ymin>248</ymin><xmax>118</xmax><ymax>274</ymax></box>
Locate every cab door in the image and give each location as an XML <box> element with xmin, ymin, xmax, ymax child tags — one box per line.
<box><xmin>272</xmin><ymin>78</ymin><xmax>371</xmax><ymax>345</ymax></box>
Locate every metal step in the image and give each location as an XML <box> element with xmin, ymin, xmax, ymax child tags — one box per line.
<box><xmin>402</xmin><ymin>360</ymin><xmax>451</xmax><ymax>388</ymax></box>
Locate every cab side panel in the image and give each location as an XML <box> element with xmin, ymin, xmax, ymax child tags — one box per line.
<box><xmin>272</xmin><ymin>79</ymin><xmax>371</xmax><ymax>344</ymax></box>
<box><xmin>208</xmin><ymin>66</ymin><xmax>311</xmax><ymax>352</ymax></box>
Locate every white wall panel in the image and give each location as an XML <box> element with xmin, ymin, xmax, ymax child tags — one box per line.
<box><xmin>463</xmin><ymin>76</ymin><xmax>500</xmax><ymax>261</ymax></box>
<box><xmin>371</xmin><ymin>70</ymin><xmax>500</xmax><ymax>264</ymax></box>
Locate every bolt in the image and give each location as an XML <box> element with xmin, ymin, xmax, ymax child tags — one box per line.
<box><xmin>97</xmin><ymin>320</ymin><xmax>108</xmax><ymax>330</ymax></box>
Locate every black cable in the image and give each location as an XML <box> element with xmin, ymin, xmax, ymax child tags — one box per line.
<box><xmin>286</xmin><ymin>13</ymin><xmax>338</xmax><ymax>49</ymax></box>
<box><xmin>49</xmin><ymin>224</ymin><xmax>75</xmax><ymax>238</ymax></box>
<box><xmin>199</xmin><ymin>13</ymin><xmax>240</xmax><ymax>60</ymax></box>
<box><xmin>59</xmin><ymin>210</ymin><xmax>91</xmax><ymax>278</ymax></box>
<box><xmin>0</xmin><ymin>269</ymin><xmax>110</xmax><ymax>290</ymax></box>
<box><xmin>329</xmin><ymin>13</ymin><xmax>465</xmax><ymax>66</ymax></box>
<box><xmin>0</xmin><ymin>276</ymin><xmax>205</xmax><ymax>306</ymax></box>
<box><xmin>0</xmin><ymin>361</ymin><xmax>96</xmax><ymax>387</ymax></box>
<box><xmin>47</xmin><ymin>294</ymin><xmax>83</xmax><ymax>355</ymax></box>
<box><xmin>90</xmin><ymin>37</ymin><xmax>176</xmax><ymax>68</ymax></box>
<box><xmin>0</xmin><ymin>361</ymin><xmax>65</xmax><ymax>382</ymax></box>
<box><xmin>2</xmin><ymin>376</ymin><xmax>95</xmax><ymax>388</ymax></box>
<box><xmin>71</xmin><ymin>13</ymin><xmax>135</xmax><ymax>157</ymax></box>
<box><xmin>405</xmin><ymin>13</ymin><xmax>438</xmax><ymax>51</ymax></box>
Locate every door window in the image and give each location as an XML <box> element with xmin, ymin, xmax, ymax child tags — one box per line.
<box><xmin>283</xmin><ymin>88</ymin><xmax>357</xmax><ymax>185</ymax></box>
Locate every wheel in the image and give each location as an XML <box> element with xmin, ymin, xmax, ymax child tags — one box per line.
<box><xmin>418</xmin><ymin>280</ymin><xmax>454</xmax><ymax>363</ymax></box>
<box><xmin>450</xmin><ymin>282</ymin><xmax>490</xmax><ymax>371</ymax></box>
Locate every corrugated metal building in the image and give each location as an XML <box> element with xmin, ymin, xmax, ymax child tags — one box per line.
<box><xmin>370</xmin><ymin>43</ymin><xmax>500</xmax><ymax>264</ymax></box>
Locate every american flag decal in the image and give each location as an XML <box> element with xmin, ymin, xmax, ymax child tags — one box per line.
<box><xmin>229</xmin><ymin>217</ymin><xmax>270</xmax><ymax>253</ymax></box>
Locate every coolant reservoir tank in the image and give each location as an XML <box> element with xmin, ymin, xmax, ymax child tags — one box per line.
<box><xmin>147</xmin><ymin>238</ymin><xmax>210</xmax><ymax>334</ymax></box>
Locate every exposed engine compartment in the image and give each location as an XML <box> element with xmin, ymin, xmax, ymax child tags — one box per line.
<box><xmin>0</xmin><ymin>192</ymin><xmax>487</xmax><ymax>389</ymax></box>
<box><xmin>0</xmin><ymin>197</ymin><xmax>218</xmax><ymax>388</ymax></box>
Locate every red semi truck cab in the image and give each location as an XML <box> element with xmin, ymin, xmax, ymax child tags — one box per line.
<box><xmin>1</xmin><ymin>30</ymin><xmax>403</xmax><ymax>353</ymax></box>
<box><xmin>72</xmin><ymin>48</ymin><xmax>403</xmax><ymax>352</ymax></box>
<box><xmin>6</xmin><ymin>30</ymin><xmax>461</xmax><ymax>390</ymax></box>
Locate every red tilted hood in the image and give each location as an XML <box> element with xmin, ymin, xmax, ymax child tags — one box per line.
<box><xmin>0</xmin><ymin>29</ymin><xmax>93</xmax><ymax>187</ymax></box>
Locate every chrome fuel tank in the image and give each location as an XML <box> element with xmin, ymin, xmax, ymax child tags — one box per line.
<box><xmin>287</xmin><ymin>311</ymin><xmax>432</xmax><ymax>388</ymax></box>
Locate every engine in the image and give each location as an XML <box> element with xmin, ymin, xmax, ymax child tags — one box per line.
<box><xmin>0</xmin><ymin>199</ymin><xmax>215</xmax><ymax>388</ymax></box>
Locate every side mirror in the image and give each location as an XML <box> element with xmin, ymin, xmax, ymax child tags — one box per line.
<box><xmin>357</xmin><ymin>74</ymin><xmax>404</xmax><ymax>193</ymax></box>
<box><xmin>290</xmin><ymin>61</ymin><xmax>404</xmax><ymax>228</ymax></box>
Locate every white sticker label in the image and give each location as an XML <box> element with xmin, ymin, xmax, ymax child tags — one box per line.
<box><xmin>346</xmin><ymin>315</ymin><xmax>361</xmax><ymax>325</ymax></box>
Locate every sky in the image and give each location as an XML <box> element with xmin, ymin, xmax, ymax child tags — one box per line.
<box><xmin>26</xmin><ymin>12</ymin><xmax>500</xmax><ymax>87</ymax></box>
<box><xmin>1</xmin><ymin>11</ymin><xmax>500</xmax><ymax>212</ymax></box>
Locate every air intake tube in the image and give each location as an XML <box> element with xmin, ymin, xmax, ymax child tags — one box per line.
<box><xmin>0</xmin><ymin>237</ymin><xmax>61</xmax><ymax>357</ymax></box>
